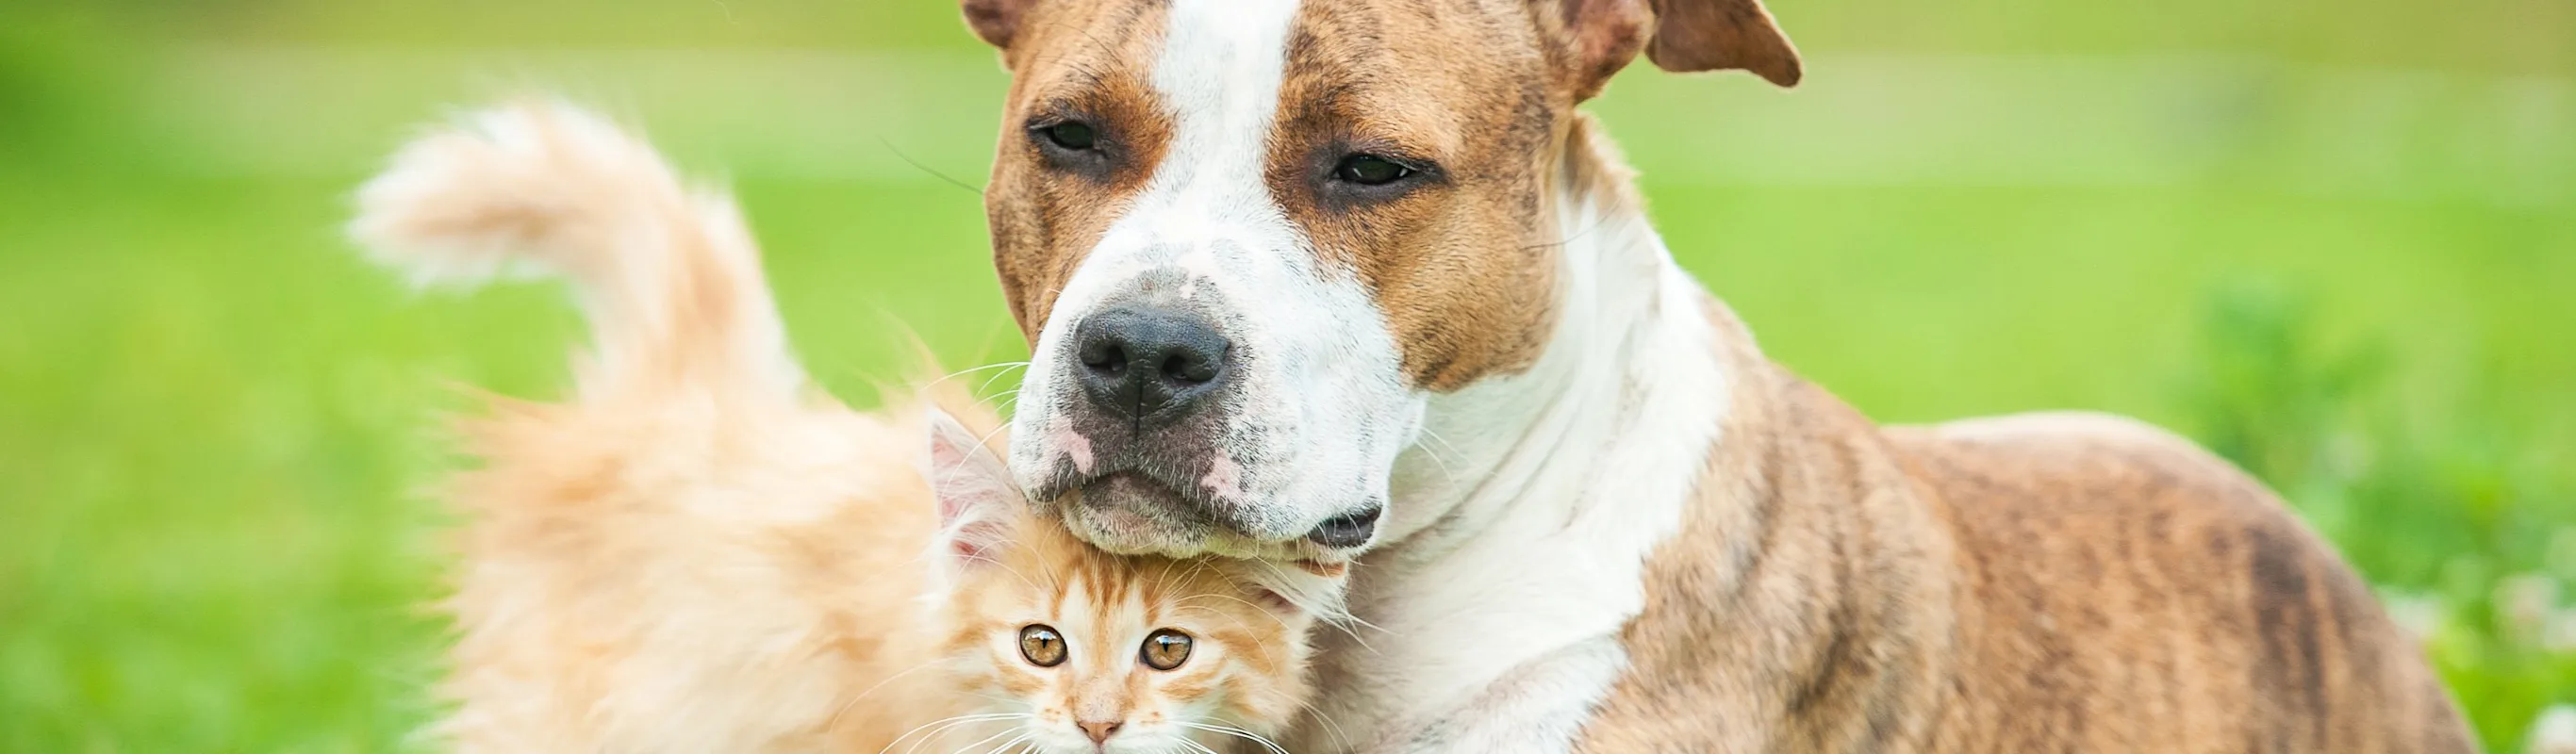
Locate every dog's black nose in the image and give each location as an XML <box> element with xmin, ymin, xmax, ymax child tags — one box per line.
<box><xmin>1074</xmin><ymin>306</ymin><xmax>1230</xmax><ymax>425</ymax></box>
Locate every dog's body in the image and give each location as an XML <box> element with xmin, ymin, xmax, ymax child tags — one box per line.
<box><xmin>1278</xmin><ymin>124</ymin><xmax>2473</xmax><ymax>754</ymax></box>
<box><xmin>959</xmin><ymin>0</ymin><xmax>2477</xmax><ymax>751</ymax></box>
<box><xmin>1583</xmin><ymin>317</ymin><xmax>2469</xmax><ymax>752</ymax></box>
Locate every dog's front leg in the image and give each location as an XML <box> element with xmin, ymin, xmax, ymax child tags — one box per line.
<box><xmin>1360</xmin><ymin>635</ymin><xmax>1627</xmax><ymax>754</ymax></box>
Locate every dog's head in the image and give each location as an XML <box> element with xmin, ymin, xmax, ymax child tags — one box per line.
<box><xmin>968</xmin><ymin>0</ymin><xmax>1795</xmax><ymax>559</ymax></box>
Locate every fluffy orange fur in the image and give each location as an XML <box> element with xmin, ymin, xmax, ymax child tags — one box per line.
<box><xmin>349</xmin><ymin>100</ymin><xmax>1333</xmax><ymax>754</ymax></box>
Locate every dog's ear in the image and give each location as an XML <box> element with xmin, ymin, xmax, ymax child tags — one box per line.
<box><xmin>1644</xmin><ymin>0</ymin><xmax>1801</xmax><ymax>87</ymax></box>
<box><xmin>922</xmin><ymin>407</ymin><xmax>1020</xmax><ymax>566</ymax></box>
<box><xmin>1542</xmin><ymin>0</ymin><xmax>1800</xmax><ymax>98</ymax></box>
<box><xmin>1539</xmin><ymin>0</ymin><xmax>1656</xmax><ymax>101</ymax></box>
<box><xmin>961</xmin><ymin>0</ymin><xmax>1037</xmax><ymax>49</ymax></box>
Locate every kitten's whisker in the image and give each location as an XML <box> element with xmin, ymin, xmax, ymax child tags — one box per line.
<box><xmin>827</xmin><ymin>655</ymin><xmax>951</xmax><ymax>729</ymax></box>
<box><xmin>926</xmin><ymin>361</ymin><xmax>1032</xmax><ymax>393</ymax></box>
<box><xmin>944</xmin><ymin>724</ymin><xmax>1026</xmax><ymax>754</ymax></box>
<box><xmin>976</xmin><ymin>390</ymin><xmax>1025</xmax><ymax>414</ymax></box>
<box><xmin>976</xmin><ymin>732</ymin><xmax>1034</xmax><ymax>754</ymax></box>
<box><xmin>1149</xmin><ymin>558</ymin><xmax>1224</xmax><ymax>617</ymax></box>
<box><xmin>986</xmin><ymin>552</ymin><xmax>1047</xmax><ymax>593</ymax></box>
<box><xmin>1172</xmin><ymin>593</ymin><xmax>1294</xmax><ymax>631</ymax></box>
<box><xmin>963</xmin><ymin>689</ymin><xmax>1032</xmax><ymax>710</ymax></box>
<box><xmin>881</xmin><ymin>713</ymin><xmax>1029</xmax><ymax>754</ymax></box>
<box><xmin>1176</xmin><ymin>721</ymin><xmax>1291</xmax><ymax>754</ymax></box>
<box><xmin>1292</xmin><ymin>705</ymin><xmax>1360</xmax><ymax>754</ymax></box>
<box><xmin>1244</xmin><ymin>557</ymin><xmax>1353</xmax><ymax>623</ymax></box>
<box><xmin>973</xmin><ymin>420</ymin><xmax>1014</xmax><ymax>455</ymax></box>
<box><xmin>971</xmin><ymin>362</ymin><xmax>1032</xmax><ymax>396</ymax></box>
<box><xmin>896</xmin><ymin>713</ymin><xmax>1022</xmax><ymax>750</ymax></box>
<box><xmin>1413</xmin><ymin>426</ymin><xmax>1464</xmax><ymax>481</ymax></box>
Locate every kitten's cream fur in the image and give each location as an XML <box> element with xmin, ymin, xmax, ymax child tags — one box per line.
<box><xmin>351</xmin><ymin>101</ymin><xmax>1332</xmax><ymax>754</ymax></box>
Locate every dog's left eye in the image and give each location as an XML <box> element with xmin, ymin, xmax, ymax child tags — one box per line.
<box><xmin>1041</xmin><ymin>121</ymin><xmax>1098</xmax><ymax>152</ymax></box>
<box><xmin>1332</xmin><ymin>154</ymin><xmax>1414</xmax><ymax>186</ymax></box>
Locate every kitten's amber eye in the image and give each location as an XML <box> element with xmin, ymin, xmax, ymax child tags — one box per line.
<box><xmin>1139</xmin><ymin>629</ymin><xmax>1193</xmax><ymax>671</ymax></box>
<box><xmin>1018</xmin><ymin>625</ymin><xmax>1066</xmax><ymax>667</ymax></box>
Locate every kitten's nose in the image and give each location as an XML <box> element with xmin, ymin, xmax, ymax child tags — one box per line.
<box><xmin>1079</xmin><ymin>719</ymin><xmax>1123</xmax><ymax>744</ymax></box>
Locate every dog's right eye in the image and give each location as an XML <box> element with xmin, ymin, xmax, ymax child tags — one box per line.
<box><xmin>1332</xmin><ymin>155</ymin><xmax>1413</xmax><ymax>186</ymax></box>
<box><xmin>1038</xmin><ymin>121</ymin><xmax>1098</xmax><ymax>152</ymax></box>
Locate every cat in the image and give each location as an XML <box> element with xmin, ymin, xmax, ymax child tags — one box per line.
<box><xmin>348</xmin><ymin>99</ymin><xmax>1343</xmax><ymax>754</ymax></box>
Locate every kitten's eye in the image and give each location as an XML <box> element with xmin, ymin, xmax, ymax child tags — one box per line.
<box><xmin>1139</xmin><ymin>629</ymin><xmax>1193</xmax><ymax>671</ymax></box>
<box><xmin>1019</xmin><ymin>625</ymin><xmax>1067</xmax><ymax>667</ymax></box>
<box><xmin>1039</xmin><ymin>121</ymin><xmax>1098</xmax><ymax>152</ymax></box>
<box><xmin>1331</xmin><ymin>154</ymin><xmax>1414</xmax><ymax>186</ymax></box>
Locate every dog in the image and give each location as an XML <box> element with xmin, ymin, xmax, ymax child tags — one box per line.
<box><xmin>952</xmin><ymin>0</ymin><xmax>2478</xmax><ymax>750</ymax></box>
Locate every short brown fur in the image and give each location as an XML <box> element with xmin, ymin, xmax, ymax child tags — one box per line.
<box><xmin>1572</xmin><ymin>204</ymin><xmax>2472</xmax><ymax>751</ymax></box>
<box><xmin>966</xmin><ymin>1</ymin><xmax>2475</xmax><ymax>750</ymax></box>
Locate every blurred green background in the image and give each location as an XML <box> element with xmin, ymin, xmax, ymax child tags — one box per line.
<box><xmin>1</xmin><ymin>0</ymin><xmax>2569</xmax><ymax>750</ymax></box>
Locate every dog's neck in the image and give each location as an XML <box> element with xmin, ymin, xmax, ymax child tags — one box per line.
<box><xmin>1379</xmin><ymin>114</ymin><xmax>1745</xmax><ymax>567</ymax></box>
<box><xmin>1314</xmin><ymin>116</ymin><xmax>1752</xmax><ymax>739</ymax></box>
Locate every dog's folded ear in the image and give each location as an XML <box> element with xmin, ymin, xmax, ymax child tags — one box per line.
<box><xmin>961</xmin><ymin>0</ymin><xmax>1037</xmax><ymax>50</ymax></box>
<box><xmin>1543</xmin><ymin>0</ymin><xmax>1801</xmax><ymax>97</ymax></box>
<box><xmin>1645</xmin><ymin>0</ymin><xmax>1801</xmax><ymax>87</ymax></box>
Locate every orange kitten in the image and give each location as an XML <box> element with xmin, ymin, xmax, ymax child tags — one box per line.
<box><xmin>350</xmin><ymin>100</ymin><xmax>1339</xmax><ymax>754</ymax></box>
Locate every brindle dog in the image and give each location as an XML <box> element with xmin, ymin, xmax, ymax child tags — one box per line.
<box><xmin>959</xmin><ymin>0</ymin><xmax>2478</xmax><ymax>751</ymax></box>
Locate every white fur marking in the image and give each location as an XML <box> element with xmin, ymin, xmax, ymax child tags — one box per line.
<box><xmin>1007</xmin><ymin>0</ymin><xmax>1421</xmax><ymax>546</ymax></box>
<box><xmin>1296</xmin><ymin>187</ymin><xmax>1734</xmax><ymax>752</ymax></box>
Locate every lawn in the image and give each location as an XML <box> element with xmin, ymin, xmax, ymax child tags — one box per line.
<box><xmin>1</xmin><ymin>1</ymin><xmax>2569</xmax><ymax>751</ymax></box>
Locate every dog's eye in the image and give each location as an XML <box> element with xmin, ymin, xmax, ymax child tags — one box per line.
<box><xmin>1019</xmin><ymin>624</ymin><xmax>1067</xmax><ymax>667</ymax></box>
<box><xmin>1040</xmin><ymin>121</ymin><xmax>1098</xmax><ymax>152</ymax></box>
<box><xmin>1332</xmin><ymin>154</ymin><xmax>1413</xmax><ymax>186</ymax></box>
<box><xmin>1139</xmin><ymin>629</ymin><xmax>1193</xmax><ymax>671</ymax></box>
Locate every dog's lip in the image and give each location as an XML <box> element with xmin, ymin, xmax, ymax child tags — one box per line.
<box><xmin>1037</xmin><ymin>466</ymin><xmax>1217</xmax><ymax>512</ymax></box>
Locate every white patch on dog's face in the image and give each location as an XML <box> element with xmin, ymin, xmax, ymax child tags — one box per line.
<box><xmin>1008</xmin><ymin>0</ymin><xmax>1421</xmax><ymax>557</ymax></box>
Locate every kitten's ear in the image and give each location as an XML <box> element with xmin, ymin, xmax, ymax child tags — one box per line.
<box><xmin>922</xmin><ymin>407</ymin><xmax>1022</xmax><ymax>566</ymax></box>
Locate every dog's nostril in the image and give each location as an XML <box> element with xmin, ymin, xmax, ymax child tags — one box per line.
<box><xmin>1161</xmin><ymin>352</ymin><xmax>1217</xmax><ymax>385</ymax></box>
<box><xmin>1081</xmin><ymin>343</ymin><xmax>1129</xmax><ymax>376</ymax></box>
<box><xmin>1307</xmin><ymin>507</ymin><xmax>1382</xmax><ymax>549</ymax></box>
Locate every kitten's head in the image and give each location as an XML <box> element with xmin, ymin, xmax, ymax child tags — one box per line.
<box><xmin>921</xmin><ymin>409</ymin><xmax>1341</xmax><ymax>754</ymax></box>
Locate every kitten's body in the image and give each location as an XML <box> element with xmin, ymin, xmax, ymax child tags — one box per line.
<box><xmin>353</xmin><ymin>102</ymin><xmax>1324</xmax><ymax>754</ymax></box>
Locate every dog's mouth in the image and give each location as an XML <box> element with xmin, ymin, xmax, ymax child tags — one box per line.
<box><xmin>1045</xmin><ymin>469</ymin><xmax>1222</xmax><ymax>555</ymax></box>
<box><xmin>1084</xmin><ymin>470</ymin><xmax>1201</xmax><ymax>516</ymax></box>
<box><xmin>1037</xmin><ymin>465</ymin><xmax>1381</xmax><ymax>557</ymax></box>
<box><xmin>1034</xmin><ymin>462</ymin><xmax>1214</xmax><ymax>518</ymax></box>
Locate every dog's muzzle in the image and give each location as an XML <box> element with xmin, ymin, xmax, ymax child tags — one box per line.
<box><xmin>1024</xmin><ymin>295</ymin><xmax>1256</xmax><ymax>550</ymax></box>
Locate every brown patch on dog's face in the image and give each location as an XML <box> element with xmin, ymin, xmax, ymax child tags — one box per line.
<box><xmin>1262</xmin><ymin>0</ymin><xmax>1568</xmax><ymax>390</ymax></box>
<box><xmin>982</xmin><ymin>0</ymin><xmax>1176</xmax><ymax>337</ymax></box>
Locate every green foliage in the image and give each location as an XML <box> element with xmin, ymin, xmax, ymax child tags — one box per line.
<box><xmin>1</xmin><ymin>1</ymin><xmax>2568</xmax><ymax>751</ymax></box>
<box><xmin>2181</xmin><ymin>283</ymin><xmax>2576</xmax><ymax>751</ymax></box>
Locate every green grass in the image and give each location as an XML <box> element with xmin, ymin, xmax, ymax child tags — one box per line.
<box><xmin>2</xmin><ymin>1</ymin><xmax>2570</xmax><ymax>751</ymax></box>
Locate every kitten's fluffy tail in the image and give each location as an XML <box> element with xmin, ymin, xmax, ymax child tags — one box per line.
<box><xmin>349</xmin><ymin>99</ymin><xmax>801</xmax><ymax>399</ymax></box>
